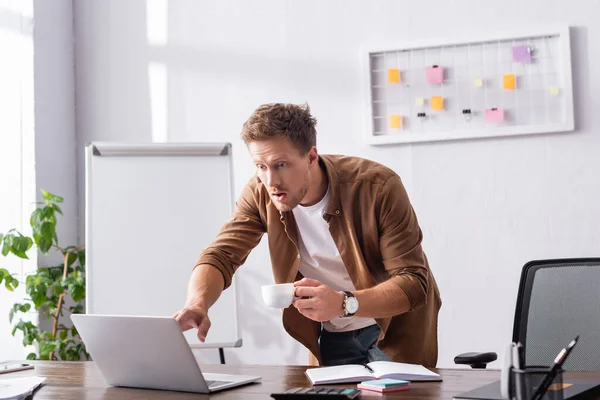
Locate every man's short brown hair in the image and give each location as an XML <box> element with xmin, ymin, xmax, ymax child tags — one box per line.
<box><xmin>241</xmin><ymin>103</ymin><xmax>317</xmax><ymax>154</ymax></box>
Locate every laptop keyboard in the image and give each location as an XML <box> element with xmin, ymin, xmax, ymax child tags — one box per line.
<box><xmin>205</xmin><ymin>380</ymin><xmax>233</xmax><ymax>387</ymax></box>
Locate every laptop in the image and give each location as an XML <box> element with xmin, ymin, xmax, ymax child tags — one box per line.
<box><xmin>70</xmin><ymin>314</ymin><xmax>261</xmax><ymax>393</ymax></box>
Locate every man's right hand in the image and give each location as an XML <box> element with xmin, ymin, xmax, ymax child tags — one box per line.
<box><xmin>173</xmin><ymin>306</ymin><xmax>211</xmax><ymax>342</ymax></box>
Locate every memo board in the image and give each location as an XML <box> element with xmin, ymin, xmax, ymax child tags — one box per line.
<box><xmin>363</xmin><ymin>26</ymin><xmax>574</xmax><ymax>145</ymax></box>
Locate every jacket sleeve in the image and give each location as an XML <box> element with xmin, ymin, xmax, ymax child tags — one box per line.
<box><xmin>194</xmin><ymin>180</ymin><xmax>266</xmax><ymax>289</ymax></box>
<box><xmin>377</xmin><ymin>174</ymin><xmax>429</xmax><ymax>310</ymax></box>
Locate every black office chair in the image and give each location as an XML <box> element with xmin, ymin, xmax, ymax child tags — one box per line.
<box><xmin>455</xmin><ymin>258</ymin><xmax>600</xmax><ymax>370</ymax></box>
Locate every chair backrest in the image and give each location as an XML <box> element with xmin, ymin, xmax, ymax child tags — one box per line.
<box><xmin>512</xmin><ymin>258</ymin><xmax>600</xmax><ymax>371</ymax></box>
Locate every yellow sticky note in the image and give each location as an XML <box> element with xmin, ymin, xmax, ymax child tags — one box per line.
<box><xmin>549</xmin><ymin>86</ymin><xmax>560</xmax><ymax>96</ymax></box>
<box><xmin>431</xmin><ymin>96</ymin><xmax>443</xmax><ymax>111</ymax></box>
<box><xmin>388</xmin><ymin>68</ymin><xmax>401</xmax><ymax>83</ymax></box>
<box><xmin>389</xmin><ymin>114</ymin><xmax>402</xmax><ymax>129</ymax></box>
<box><xmin>503</xmin><ymin>74</ymin><xmax>516</xmax><ymax>90</ymax></box>
<box><xmin>474</xmin><ymin>77</ymin><xmax>483</xmax><ymax>87</ymax></box>
<box><xmin>415</xmin><ymin>97</ymin><xmax>425</xmax><ymax>106</ymax></box>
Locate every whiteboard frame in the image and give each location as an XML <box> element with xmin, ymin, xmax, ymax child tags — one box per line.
<box><xmin>84</xmin><ymin>142</ymin><xmax>242</xmax><ymax>349</ymax></box>
<box><xmin>362</xmin><ymin>25</ymin><xmax>575</xmax><ymax>145</ymax></box>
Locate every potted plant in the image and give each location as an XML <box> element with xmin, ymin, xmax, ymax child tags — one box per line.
<box><xmin>0</xmin><ymin>189</ymin><xmax>88</xmax><ymax>360</ymax></box>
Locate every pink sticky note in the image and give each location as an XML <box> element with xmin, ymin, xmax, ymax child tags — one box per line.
<box><xmin>512</xmin><ymin>45</ymin><xmax>532</xmax><ymax>62</ymax></box>
<box><xmin>485</xmin><ymin>108</ymin><xmax>505</xmax><ymax>122</ymax></box>
<box><xmin>425</xmin><ymin>66</ymin><xmax>444</xmax><ymax>84</ymax></box>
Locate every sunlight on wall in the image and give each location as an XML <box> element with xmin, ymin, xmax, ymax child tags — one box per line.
<box><xmin>0</xmin><ymin>0</ymin><xmax>36</xmax><ymax>362</ymax></box>
<box><xmin>147</xmin><ymin>0</ymin><xmax>168</xmax><ymax>142</ymax></box>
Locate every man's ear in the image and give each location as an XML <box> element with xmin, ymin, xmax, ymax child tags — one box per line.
<box><xmin>307</xmin><ymin>146</ymin><xmax>318</xmax><ymax>166</ymax></box>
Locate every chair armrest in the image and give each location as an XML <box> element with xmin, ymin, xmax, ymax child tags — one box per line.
<box><xmin>454</xmin><ymin>352</ymin><xmax>498</xmax><ymax>369</ymax></box>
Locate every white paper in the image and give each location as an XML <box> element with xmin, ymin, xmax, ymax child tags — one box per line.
<box><xmin>0</xmin><ymin>377</ymin><xmax>46</xmax><ymax>400</ymax></box>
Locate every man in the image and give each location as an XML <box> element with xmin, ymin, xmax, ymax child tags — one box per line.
<box><xmin>174</xmin><ymin>103</ymin><xmax>441</xmax><ymax>367</ymax></box>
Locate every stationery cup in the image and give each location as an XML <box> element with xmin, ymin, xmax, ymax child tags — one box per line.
<box><xmin>261</xmin><ymin>283</ymin><xmax>296</xmax><ymax>309</ymax></box>
<box><xmin>512</xmin><ymin>367</ymin><xmax>564</xmax><ymax>400</ymax></box>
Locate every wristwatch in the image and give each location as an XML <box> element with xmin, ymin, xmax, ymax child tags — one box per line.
<box><xmin>341</xmin><ymin>291</ymin><xmax>359</xmax><ymax>318</ymax></box>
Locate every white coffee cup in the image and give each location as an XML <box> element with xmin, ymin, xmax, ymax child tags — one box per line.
<box><xmin>261</xmin><ymin>283</ymin><xmax>295</xmax><ymax>309</ymax></box>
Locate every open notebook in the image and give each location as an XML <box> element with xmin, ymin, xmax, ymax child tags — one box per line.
<box><xmin>305</xmin><ymin>361</ymin><xmax>442</xmax><ymax>385</ymax></box>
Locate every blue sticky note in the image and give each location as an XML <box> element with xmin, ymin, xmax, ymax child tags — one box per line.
<box><xmin>513</xmin><ymin>45</ymin><xmax>532</xmax><ymax>62</ymax></box>
<box><xmin>361</xmin><ymin>378</ymin><xmax>410</xmax><ymax>387</ymax></box>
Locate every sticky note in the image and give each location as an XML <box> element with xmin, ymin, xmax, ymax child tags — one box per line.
<box><xmin>388</xmin><ymin>68</ymin><xmax>401</xmax><ymax>83</ymax></box>
<box><xmin>431</xmin><ymin>96</ymin><xmax>443</xmax><ymax>111</ymax></box>
<box><xmin>513</xmin><ymin>45</ymin><xmax>532</xmax><ymax>62</ymax></box>
<box><xmin>503</xmin><ymin>74</ymin><xmax>516</xmax><ymax>90</ymax></box>
<box><xmin>474</xmin><ymin>77</ymin><xmax>483</xmax><ymax>87</ymax></box>
<box><xmin>415</xmin><ymin>97</ymin><xmax>425</xmax><ymax>106</ymax></box>
<box><xmin>389</xmin><ymin>114</ymin><xmax>402</xmax><ymax>129</ymax></box>
<box><xmin>425</xmin><ymin>66</ymin><xmax>444</xmax><ymax>84</ymax></box>
<box><xmin>485</xmin><ymin>108</ymin><xmax>505</xmax><ymax>122</ymax></box>
<box><xmin>549</xmin><ymin>86</ymin><xmax>560</xmax><ymax>96</ymax></box>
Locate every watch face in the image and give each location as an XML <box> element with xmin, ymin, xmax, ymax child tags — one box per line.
<box><xmin>346</xmin><ymin>296</ymin><xmax>359</xmax><ymax>314</ymax></box>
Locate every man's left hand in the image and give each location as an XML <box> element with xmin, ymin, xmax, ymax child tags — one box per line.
<box><xmin>293</xmin><ymin>278</ymin><xmax>344</xmax><ymax>322</ymax></box>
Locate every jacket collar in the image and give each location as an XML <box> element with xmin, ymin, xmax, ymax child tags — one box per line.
<box><xmin>278</xmin><ymin>154</ymin><xmax>342</xmax><ymax>220</ymax></box>
<box><xmin>319</xmin><ymin>155</ymin><xmax>342</xmax><ymax>218</ymax></box>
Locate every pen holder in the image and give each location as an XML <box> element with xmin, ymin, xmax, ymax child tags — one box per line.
<box><xmin>512</xmin><ymin>367</ymin><xmax>564</xmax><ymax>400</ymax></box>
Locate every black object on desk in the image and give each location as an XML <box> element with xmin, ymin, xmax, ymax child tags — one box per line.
<box><xmin>530</xmin><ymin>336</ymin><xmax>579</xmax><ymax>400</ymax></box>
<box><xmin>271</xmin><ymin>387</ymin><xmax>361</xmax><ymax>399</ymax></box>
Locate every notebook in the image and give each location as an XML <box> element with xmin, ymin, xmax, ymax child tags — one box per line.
<box><xmin>305</xmin><ymin>361</ymin><xmax>442</xmax><ymax>385</ymax></box>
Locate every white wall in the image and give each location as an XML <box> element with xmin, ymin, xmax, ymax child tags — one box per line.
<box><xmin>72</xmin><ymin>0</ymin><xmax>600</xmax><ymax>367</ymax></box>
<box><xmin>0</xmin><ymin>0</ymin><xmax>36</xmax><ymax>361</ymax></box>
<box><xmin>32</xmin><ymin>0</ymin><xmax>78</xmax><ymax>332</ymax></box>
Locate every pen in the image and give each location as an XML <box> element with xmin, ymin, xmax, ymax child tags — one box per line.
<box><xmin>363</xmin><ymin>364</ymin><xmax>375</xmax><ymax>373</ymax></box>
<box><xmin>530</xmin><ymin>335</ymin><xmax>579</xmax><ymax>400</ymax></box>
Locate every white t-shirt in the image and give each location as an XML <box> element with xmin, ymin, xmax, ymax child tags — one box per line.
<box><xmin>292</xmin><ymin>186</ymin><xmax>376</xmax><ymax>333</ymax></box>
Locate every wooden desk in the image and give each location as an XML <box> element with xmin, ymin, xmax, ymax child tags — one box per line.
<box><xmin>3</xmin><ymin>361</ymin><xmax>600</xmax><ymax>399</ymax></box>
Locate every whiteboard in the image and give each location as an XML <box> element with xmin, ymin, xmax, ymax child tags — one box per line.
<box><xmin>85</xmin><ymin>142</ymin><xmax>241</xmax><ymax>349</ymax></box>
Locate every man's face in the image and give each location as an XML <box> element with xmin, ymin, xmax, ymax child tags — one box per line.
<box><xmin>248</xmin><ymin>137</ymin><xmax>316</xmax><ymax>212</ymax></box>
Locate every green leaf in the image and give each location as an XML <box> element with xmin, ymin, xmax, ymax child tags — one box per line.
<box><xmin>67</xmin><ymin>252</ymin><xmax>78</xmax><ymax>267</ymax></box>
<box><xmin>10</xmin><ymin>250</ymin><xmax>28</xmax><ymax>260</ymax></box>
<box><xmin>1</xmin><ymin>238</ymin><xmax>10</xmax><ymax>256</ymax></box>
<box><xmin>40</xmin><ymin>222</ymin><xmax>55</xmax><ymax>240</ymax></box>
<box><xmin>26</xmin><ymin>352</ymin><xmax>37</xmax><ymax>360</ymax></box>
<box><xmin>19</xmin><ymin>303</ymin><xmax>31</xmax><ymax>313</ymax></box>
<box><xmin>38</xmin><ymin>236</ymin><xmax>52</xmax><ymax>253</ymax></box>
<box><xmin>32</xmin><ymin>288</ymin><xmax>47</xmax><ymax>308</ymax></box>
<box><xmin>53</xmin><ymin>283</ymin><xmax>63</xmax><ymax>296</ymax></box>
<box><xmin>59</xmin><ymin>329</ymin><xmax>68</xmax><ymax>341</ymax></box>
<box><xmin>9</xmin><ymin>309</ymin><xmax>14</xmax><ymax>323</ymax></box>
<box><xmin>0</xmin><ymin>233</ymin><xmax>3</xmax><ymax>243</ymax></box>
<box><xmin>78</xmin><ymin>251</ymin><xmax>86</xmax><ymax>268</ymax></box>
<box><xmin>41</xmin><ymin>189</ymin><xmax>64</xmax><ymax>203</ymax></box>
<box><xmin>30</xmin><ymin>208</ymin><xmax>44</xmax><ymax>228</ymax></box>
<box><xmin>12</xmin><ymin>236</ymin><xmax>29</xmax><ymax>252</ymax></box>
<box><xmin>2</xmin><ymin>273</ymin><xmax>19</xmax><ymax>291</ymax></box>
<box><xmin>70</xmin><ymin>283</ymin><xmax>85</xmax><ymax>302</ymax></box>
<box><xmin>51</xmin><ymin>203</ymin><xmax>63</xmax><ymax>215</ymax></box>
<box><xmin>69</xmin><ymin>304</ymin><xmax>83</xmax><ymax>314</ymax></box>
